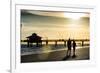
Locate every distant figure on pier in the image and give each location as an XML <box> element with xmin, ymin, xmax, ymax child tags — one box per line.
<box><xmin>63</xmin><ymin>38</ymin><xmax>72</xmax><ymax>60</ymax></box>
<box><xmin>26</xmin><ymin>33</ymin><xmax>42</xmax><ymax>47</ymax></box>
<box><xmin>72</xmin><ymin>40</ymin><xmax>76</xmax><ymax>57</ymax></box>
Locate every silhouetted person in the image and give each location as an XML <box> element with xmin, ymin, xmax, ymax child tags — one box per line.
<box><xmin>67</xmin><ymin>38</ymin><xmax>72</xmax><ymax>56</ymax></box>
<box><xmin>63</xmin><ymin>38</ymin><xmax>71</xmax><ymax>60</ymax></box>
<box><xmin>72</xmin><ymin>40</ymin><xmax>76</xmax><ymax>57</ymax></box>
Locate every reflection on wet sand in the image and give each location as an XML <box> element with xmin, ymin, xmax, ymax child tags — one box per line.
<box><xmin>21</xmin><ymin>44</ymin><xmax>89</xmax><ymax>63</ymax></box>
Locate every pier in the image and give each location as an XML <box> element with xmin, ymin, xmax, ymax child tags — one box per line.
<box><xmin>21</xmin><ymin>39</ymin><xmax>89</xmax><ymax>47</ymax></box>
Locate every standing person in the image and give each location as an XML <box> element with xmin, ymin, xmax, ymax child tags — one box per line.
<box><xmin>72</xmin><ymin>40</ymin><xmax>76</xmax><ymax>57</ymax></box>
<box><xmin>63</xmin><ymin>38</ymin><xmax>71</xmax><ymax>60</ymax></box>
<box><xmin>67</xmin><ymin>38</ymin><xmax>72</xmax><ymax>57</ymax></box>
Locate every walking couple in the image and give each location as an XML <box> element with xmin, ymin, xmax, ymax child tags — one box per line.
<box><xmin>63</xmin><ymin>38</ymin><xmax>76</xmax><ymax>60</ymax></box>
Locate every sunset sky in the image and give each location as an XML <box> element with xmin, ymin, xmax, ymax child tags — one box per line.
<box><xmin>21</xmin><ymin>10</ymin><xmax>90</xmax><ymax>40</ymax></box>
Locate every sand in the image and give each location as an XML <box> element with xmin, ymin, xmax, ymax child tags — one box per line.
<box><xmin>21</xmin><ymin>44</ymin><xmax>89</xmax><ymax>63</ymax></box>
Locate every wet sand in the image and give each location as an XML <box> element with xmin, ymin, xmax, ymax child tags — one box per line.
<box><xmin>21</xmin><ymin>45</ymin><xmax>89</xmax><ymax>63</ymax></box>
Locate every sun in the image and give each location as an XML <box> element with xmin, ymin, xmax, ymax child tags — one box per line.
<box><xmin>63</xmin><ymin>13</ymin><xmax>81</xmax><ymax>20</ymax></box>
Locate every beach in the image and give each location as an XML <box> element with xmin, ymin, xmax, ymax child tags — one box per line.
<box><xmin>21</xmin><ymin>44</ymin><xmax>89</xmax><ymax>63</ymax></box>
<box><xmin>21</xmin><ymin>10</ymin><xmax>90</xmax><ymax>63</ymax></box>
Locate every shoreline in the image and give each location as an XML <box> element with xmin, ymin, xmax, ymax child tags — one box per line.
<box><xmin>21</xmin><ymin>46</ymin><xmax>89</xmax><ymax>63</ymax></box>
<box><xmin>21</xmin><ymin>46</ymin><xmax>89</xmax><ymax>55</ymax></box>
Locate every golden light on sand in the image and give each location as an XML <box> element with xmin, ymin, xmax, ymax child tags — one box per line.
<box><xmin>37</xmin><ymin>45</ymin><xmax>51</xmax><ymax>60</ymax></box>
